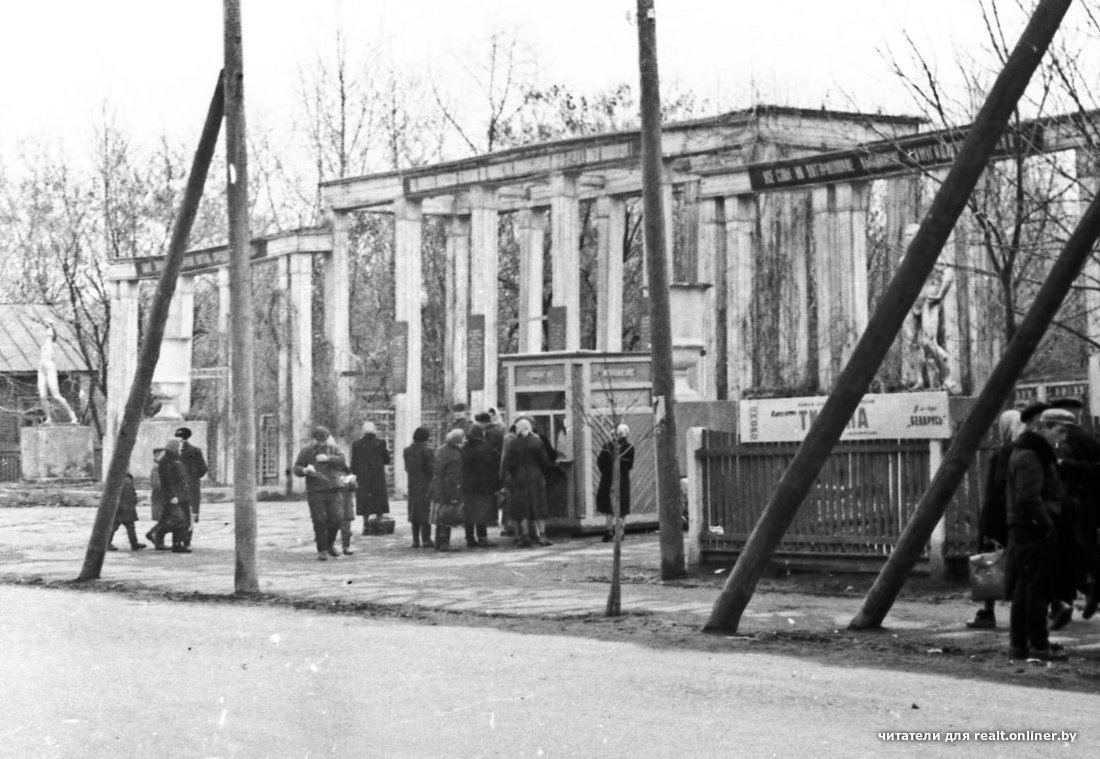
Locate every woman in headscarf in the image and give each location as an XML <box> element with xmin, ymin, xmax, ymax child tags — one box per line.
<box><xmin>403</xmin><ymin>426</ymin><xmax>435</xmax><ymax>548</ymax></box>
<box><xmin>462</xmin><ymin>423</ymin><xmax>499</xmax><ymax>548</ymax></box>
<box><xmin>429</xmin><ymin>428</ymin><xmax>466</xmax><ymax>551</ymax></box>
<box><xmin>500</xmin><ymin>417</ymin><xmax>552</xmax><ymax>547</ymax></box>
<box><xmin>351</xmin><ymin>420</ymin><xmax>391</xmax><ymax>533</ymax></box>
<box><xmin>596</xmin><ymin>423</ymin><xmax>635</xmax><ymax>542</ymax></box>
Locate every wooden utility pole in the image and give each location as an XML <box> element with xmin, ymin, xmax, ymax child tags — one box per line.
<box><xmin>636</xmin><ymin>0</ymin><xmax>684</xmax><ymax>580</ymax></box>
<box><xmin>851</xmin><ymin>186</ymin><xmax>1100</xmax><ymax>629</ymax></box>
<box><xmin>225</xmin><ymin>0</ymin><xmax>259</xmax><ymax>594</ymax></box>
<box><xmin>703</xmin><ymin>0</ymin><xmax>1072</xmax><ymax>633</ymax></box>
<box><xmin>78</xmin><ymin>75</ymin><xmax>225</xmax><ymax>581</ymax></box>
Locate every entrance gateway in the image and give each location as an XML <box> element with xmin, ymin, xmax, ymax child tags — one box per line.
<box><xmin>103</xmin><ymin>106</ymin><xmax>1100</xmax><ymax>510</ymax></box>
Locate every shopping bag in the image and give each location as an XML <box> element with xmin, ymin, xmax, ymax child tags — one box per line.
<box><xmin>968</xmin><ymin>549</ymin><xmax>1006</xmax><ymax>602</ymax></box>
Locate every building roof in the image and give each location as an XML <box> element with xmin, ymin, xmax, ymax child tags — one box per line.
<box><xmin>0</xmin><ymin>304</ymin><xmax>86</xmax><ymax>374</ymax></box>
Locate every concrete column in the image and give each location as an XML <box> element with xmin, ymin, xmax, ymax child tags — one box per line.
<box><xmin>550</xmin><ymin>174</ymin><xmax>581</xmax><ymax>351</ymax></box>
<box><xmin>103</xmin><ymin>278</ymin><xmax>140</xmax><ymax>474</ymax></box>
<box><xmin>835</xmin><ymin>182</ymin><xmax>869</xmax><ymax>379</ymax></box>
<box><xmin>469</xmin><ymin>186</ymin><xmax>499</xmax><ymax>412</ymax></box>
<box><xmin>812</xmin><ymin>183</ymin><xmax>868</xmax><ymax>390</ymax></box>
<box><xmin>217</xmin><ymin>267</ymin><xmax>233</xmax><ymax>483</ymax></box>
<box><xmin>517</xmin><ymin>208</ymin><xmax>546</xmax><ymax>353</ymax></box>
<box><xmin>151</xmin><ymin>274</ymin><xmax>194</xmax><ymax>417</ymax></box>
<box><xmin>444</xmin><ymin>215</ymin><xmax>470</xmax><ymax>407</ymax></box>
<box><xmin>695</xmin><ymin>195</ymin><xmax>721</xmax><ymax>398</ymax></box>
<box><xmin>1079</xmin><ymin>149</ymin><xmax>1100</xmax><ymax>425</ymax></box>
<box><xmin>393</xmin><ymin>197</ymin><xmax>423</xmax><ymax>498</ymax></box>
<box><xmin>326</xmin><ymin>211</ymin><xmax>352</xmax><ymax>418</ymax></box>
<box><xmin>685</xmin><ymin>426</ymin><xmax>706</xmax><ymax>570</ymax></box>
<box><xmin>281</xmin><ymin>252</ymin><xmax>313</xmax><ymax>493</ymax></box>
<box><xmin>724</xmin><ymin>194</ymin><xmax>755</xmax><ymax>399</ymax></box>
<box><xmin>595</xmin><ymin>195</ymin><xmax>625</xmax><ymax>352</ymax></box>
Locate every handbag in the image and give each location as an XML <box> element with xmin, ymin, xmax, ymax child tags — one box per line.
<box><xmin>968</xmin><ymin>548</ymin><xmax>1006</xmax><ymax>602</ymax></box>
<box><xmin>433</xmin><ymin>499</ymin><xmax>466</xmax><ymax>527</ymax></box>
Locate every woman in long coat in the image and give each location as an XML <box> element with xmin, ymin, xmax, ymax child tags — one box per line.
<box><xmin>429</xmin><ymin>429</ymin><xmax>465</xmax><ymax>551</ymax></box>
<box><xmin>461</xmin><ymin>424</ymin><xmax>499</xmax><ymax>548</ymax></box>
<box><xmin>403</xmin><ymin>426</ymin><xmax>435</xmax><ymax>548</ymax></box>
<box><xmin>351</xmin><ymin>421</ymin><xmax>391</xmax><ymax>533</ymax></box>
<box><xmin>595</xmin><ymin>424</ymin><xmax>635</xmax><ymax>542</ymax></box>
<box><xmin>500</xmin><ymin>418</ymin><xmax>551</xmax><ymax>548</ymax></box>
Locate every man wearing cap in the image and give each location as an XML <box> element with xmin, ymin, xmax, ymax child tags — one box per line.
<box><xmin>293</xmin><ymin>426</ymin><xmax>349</xmax><ymax>561</ymax></box>
<box><xmin>1004</xmin><ymin>407</ymin><xmax>1074</xmax><ymax>661</ymax></box>
<box><xmin>1049</xmin><ymin>397</ymin><xmax>1100</xmax><ymax>622</ymax></box>
<box><xmin>175</xmin><ymin>427</ymin><xmax>208</xmax><ymax>549</ymax></box>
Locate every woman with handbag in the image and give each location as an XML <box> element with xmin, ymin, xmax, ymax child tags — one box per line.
<box><xmin>429</xmin><ymin>429</ymin><xmax>466</xmax><ymax>551</ymax></box>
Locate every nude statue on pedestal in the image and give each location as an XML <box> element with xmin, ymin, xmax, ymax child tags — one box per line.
<box><xmin>38</xmin><ymin>323</ymin><xmax>77</xmax><ymax>424</ymax></box>
<box><xmin>900</xmin><ymin>223</ymin><xmax>959</xmax><ymax>393</ymax></box>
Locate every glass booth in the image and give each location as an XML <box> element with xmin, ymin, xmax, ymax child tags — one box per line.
<box><xmin>502</xmin><ymin>352</ymin><xmax>658</xmax><ymax>532</ymax></box>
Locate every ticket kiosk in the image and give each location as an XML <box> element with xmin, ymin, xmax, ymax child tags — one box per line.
<box><xmin>502</xmin><ymin>352</ymin><xmax>658</xmax><ymax>532</ymax></box>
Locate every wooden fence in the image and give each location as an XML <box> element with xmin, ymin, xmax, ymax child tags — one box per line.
<box><xmin>693</xmin><ymin>429</ymin><xmax>987</xmax><ymax>571</ymax></box>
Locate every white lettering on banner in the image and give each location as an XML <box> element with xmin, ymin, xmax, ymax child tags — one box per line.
<box><xmin>741</xmin><ymin>391</ymin><xmax>951</xmax><ymax>442</ymax></box>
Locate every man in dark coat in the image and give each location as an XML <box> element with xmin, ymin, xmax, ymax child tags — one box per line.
<box><xmin>403</xmin><ymin>426</ymin><xmax>435</xmax><ymax>548</ymax></box>
<box><xmin>175</xmin><ymin>427</ymin><xmax>208</xmax><ymax>548</ymax></box>
<box><xmin>350</xmin><ymin>421</ymin><xmax>390</xmax><ymax>534</ymax></box>
<box><xmin>293</xmin><ymin>426</ymin><xmax>350</xmax><ymax>561</ymax></box>
<box><xmin>1005</xmin><ymin>408</ymin><xmax>1072</xmax><ymax>661</ymax></box>
<box><xmin>1049</xmin><ymin>397</ymin><xmax>1100</xmax><ymax>622</ymax></box>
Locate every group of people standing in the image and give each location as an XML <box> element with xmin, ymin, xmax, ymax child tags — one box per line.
<box><xmin>108</xmin><ymin>427</ymin><xmax>207</xmax><ymax>554</ymax></box>
<box><xmin>972</xmin><ymin>397</ymin><xmax>1100</xmax><ymax>662</ymax></box>
<box><xmin>293</xmin><ymin>408</ymin><xmax>636</xmax><ymax>558</ymax></box>
<box><xmin>407</xmin><ymin>408</ymin><xmax>557</xmax><ymax>551</ymax></box>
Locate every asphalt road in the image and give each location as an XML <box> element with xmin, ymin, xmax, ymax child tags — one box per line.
<box><xmin>1</xmin><ymin>585</ymin><xmax>1093</xmax><ymax>758</ymax></box>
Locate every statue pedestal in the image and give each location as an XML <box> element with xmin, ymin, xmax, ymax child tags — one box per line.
<box><xmin>21</xmin><ymin>425</ymin><xmax>96</xmax><ymax>480</ymax></box>
<box><xmin>130</xmin><ymin>420</ymin><xmax>208</xmax><ymax>483</ymax></box>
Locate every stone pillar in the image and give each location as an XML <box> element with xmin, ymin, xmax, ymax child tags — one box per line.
<box><xmin>1080</xmin><ymin>149</ymin><xmax>1100</xmax><ymax>425</ymax></box>
<box><xmin>469</xmin><ymin>186</ymin><xmax>499</xmax><ymax>412</ymax></box>
<box><xmin>326</xmin><ymin>210</ymin><xmax>352</xmax><ymax>421</ymax></box>
<box><xmin>695</xmin><ymin>195</ymin><xmax>721</xmax><ymax>399</ymax></box>
<box><xmin>444</xmin><ymin>215</ymin><xmax>470</xmax><ymax>408</ymax></box>
<box><xmin>812</xmin><ymin>182</ymin><xmax>868</xmax><ymax>390</ymax></box>
<box><xmin>151</xmin><ymin>274</ymin><xmax>194</xmax><ymax>420</ymax></box>
<box><xmin>217</xmin><ymin>266</ymin><xmax>233</xmax><ymax>483</ymax></box>
<box><xmin>103</xmin><ymin>277</ymin><xmax>140</xmax><ymax>475</ymax></box>
<box><xmin>596</xmin><ymin>195</ymin><xmax>625</xmax><ymax>352</ymax></box>
<box><xmin>550</xmin><ymin>174</ymin><xmax>581</xmax><ymax>351</ymax></box>
<box><xmin>393</xmin><ymin>197</ymin><xmax>423</xmax><ymax>498</ymax></box>
<box><xmin>280</xmin><ymin>251</ymin><xmax>313</xmax><ymax>493</ymax></box>
<box><xmin>724</xmin><ymin>194</ymin><xmax>755</xmax><ymax>399</ymax></box>
<box><xmin>517</xmin><ymin>208</ymin><xmax>546</xmax><ymax>353</ymax></box>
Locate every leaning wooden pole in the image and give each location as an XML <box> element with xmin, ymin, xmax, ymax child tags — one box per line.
<box><xmin>78</xmin><ymin>74</ymin><xmax>225</xmax><ymax>581</ymax></box>
<box><xmin>851</xmin><ymin>185</ymin><xmax>1100</xmax><ymax>629</ymax></box>
<box><xmin>637</xmin><ymin>0</ymin><xmax>685</xmax><ymax>580</ymax></box>
<box><xmin>703</xmin><ymin>0</ymin><xmax>1072</xmax><ymax>633</ymax></box>
<box><xmin>224</xmin><ymin>0</ymin><xmax>259</xmax><ymax>594</ymax></box>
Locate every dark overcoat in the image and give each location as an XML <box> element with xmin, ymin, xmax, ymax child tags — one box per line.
<box><xmin>351</xmin><ymin>433</ymin><xmax>391</xmax><ymax>516</ymax></box>
<box><xmin>403</xmin><ymin>440</ymin><xmax>435</xmax><ymax>524</ymax></box>
<box><xmin>180</xmin><ymin>442</ymin><xmax>208</xmax><ymax>516</ymax></box>
<box><xmin>115</xmin><ymin>474</ymin><xmax>139</xmax><ymax>524</ymax></box>
<box><xmin>500</xmin><ymin>432</ymin><xmax>550</xmax><ymax>522</ymax></box>
<box><xmin>462</xmin><ymin>437</ymin><xmax>499</xmax><ymax>525</ymax></box>
<box><xmin>595</xmin><ymin>438</ymin><xmax>635</xmax><ymax>517</ymax></box>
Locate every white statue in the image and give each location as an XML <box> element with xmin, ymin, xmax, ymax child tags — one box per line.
<box><xmin>38</xmin><ymin>323</ymin><xmax>77</xmax><ymax>424</ymax></box>
<box><xmin>899</xmin><ymin>223</ymin><xmax>958</xmax><ymax>393</ymax></box>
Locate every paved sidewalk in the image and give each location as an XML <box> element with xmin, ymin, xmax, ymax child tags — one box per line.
<box><xmin>4</xmin><ymin>497</ymin><xmax>1100</xmax><ymax>655</ymax></box>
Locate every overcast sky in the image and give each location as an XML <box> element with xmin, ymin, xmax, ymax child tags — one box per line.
<box><xmin>0</xmin><ymin>1</ymin><xmax>1084</xmax><ymax>163</ymax></box>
